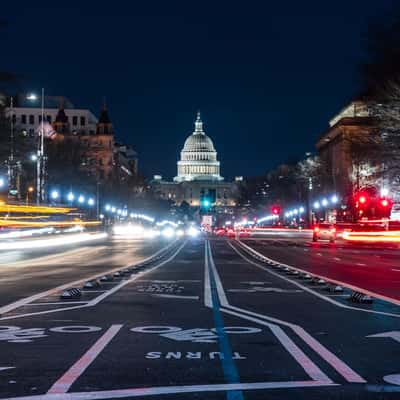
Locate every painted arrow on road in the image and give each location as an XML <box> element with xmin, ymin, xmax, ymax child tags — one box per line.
<box><xmin>367</xmin><ymin>331</ymin><xmax>400</xmax><ymax>343</ymax></box>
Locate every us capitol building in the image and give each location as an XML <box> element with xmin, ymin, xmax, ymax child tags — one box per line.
<box><xmin>151</xmin><ymin>112</ymin><xmax>239</xmax><ymax>208</ymax></box>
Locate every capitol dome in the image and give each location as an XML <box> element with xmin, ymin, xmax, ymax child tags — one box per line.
<box><xmin>174</xmin><ymin>112</ymin><xmax>223</xmax><ymax>182</ymax></box>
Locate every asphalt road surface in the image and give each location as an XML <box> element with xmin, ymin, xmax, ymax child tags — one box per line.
<box><xmin>0</xmin><ymin>237</ymin><xmax>400</xmax><ymax>400</ymax></box>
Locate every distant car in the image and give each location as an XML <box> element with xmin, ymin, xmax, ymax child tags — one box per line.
<box><xmin>313</xmin><ymin>223</ymin><xmax>336</xmax><ymax>243</ymax></box>
<box><xmin>215</xmin><ymin>227</ymin><xmax>226</xmax><ymax>236</ymax></box>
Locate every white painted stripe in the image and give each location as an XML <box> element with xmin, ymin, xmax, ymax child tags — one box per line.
<box><xmin>221</xmin><ymin>307</ymin><xmax>332</xmax><ymax>383</ymax></box>
<box><xmin>152</xmin><ymin>294</ymin><xmax>199</xmax><ymax>300</ymax></box>
<box><xmin>206</xmin><ymin>241</ymin><xmax>229</xmax><ymax>307</ymax></box>
<box><xmin>233</xmin><ymin>240</ymin><xmax>400</xmax><ymax>315</ymax></box>
<box><xmin>333</xmin><ymin>257</ymin><xmax>341</xmax><ymax>261</ymax></box>
<box><xmin>0</xmin><ymin>242</ymin><xmax>186</xmax><ymax>321</ymax></box>
<box><xmin>48</xmin><ymin>324</ymin><xmax>123</xmax><ymax>394</ymax></box>
<box><xmin>4</xmin><ymin>380</ymin><xmax>337</xmax><ymax>400</ymax></box>
<box><xmin>0</xmin><ymin>240</ymin><xmax>179</xmax><ymax>317</ymax></box>
<box><xmin>204</xmin><ymin>241</ymin><xmax>212</xmax><ymax>307</ymax></box>
<box><xmin>27</xmin><ymin>301</ymin><xmax>89</xmax><ymax>306</ymax></box>
<box><xmin>356</xmin><ymin>263</ymin><xmax>367</xmax><ymax>267</ymax></box>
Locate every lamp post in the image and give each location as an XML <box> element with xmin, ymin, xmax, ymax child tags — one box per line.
<box><xmin>27</xmin><ymin>88</ymin><xmax>45</xmax><ymax>204</ymax></box>
<box><xmin>26</xmin><ymin>186</ymin><xmax>34</xmax><ymax>205</ymax></box>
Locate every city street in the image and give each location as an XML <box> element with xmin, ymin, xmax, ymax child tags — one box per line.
<box><xmin>0</xmin><ymin>237</ymin><xmax>399</xmax><ymax>399</ymax></box>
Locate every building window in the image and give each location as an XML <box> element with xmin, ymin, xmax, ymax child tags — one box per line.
<box><xmin>29</xmin><ymin>115</ymin><xmax>34</xmax><ymax>124</ymax></box>
<box><xmin>47</xmin><ymin>115</ymin><xmax>52</xmax><ymax>123</ymax></box>
<box><xmin>11</xmin><ymin>114</ymin><xmax>16</xmax><ymax>124</ymax></box>
<box><xmin>39</xmin><ymin>115</ymin><xmax>42</xmax><ymax>123</ymax></box>
<box><xmin>80</xmin><ymin>116</ymin><xmax>86</xmax><ymax>126</ymax></box>
<box><xmin>21</xmin><ymin>115</ymin><xmax>27</xmax><ymax>124</ymax></box>
<box><xmin>72</xmin><ymin>116</ymin><xmax>78</xmax><ymax>126</ymax></box>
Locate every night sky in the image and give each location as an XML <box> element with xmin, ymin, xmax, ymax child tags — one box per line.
<box><xmin>0</xmin><ymin>1</ymin><xmax>395</xmax><ymax>179</ymax></box>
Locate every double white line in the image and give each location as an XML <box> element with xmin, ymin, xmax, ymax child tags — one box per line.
<box><xmin>204</xmin><ymin>240</ymin><xmax>365</xmax><ymax>385</ymax></box>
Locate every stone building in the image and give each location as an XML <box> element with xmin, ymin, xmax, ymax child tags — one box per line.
<box><xmin>316</xmin><ymin>100</ymin><xmax>377</xmax><ymax>197</ymax></box>
<box><xmin>151</xmin><ymin>112</ymin><xmax>238</xmax><ymax>208</ymax></box>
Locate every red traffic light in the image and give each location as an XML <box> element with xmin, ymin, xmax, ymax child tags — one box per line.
<box><xmin>272</xmin><ymin>206</ymin><xmax>280</xmax><ymax>215</ymax></box>
<box><xmin>359</xmin><ymin>196</ymin><xmax>366</xmax><ymax>204</ymax></box>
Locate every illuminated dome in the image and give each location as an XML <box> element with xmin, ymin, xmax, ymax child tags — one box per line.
<box><xmin>174</xmin><ymin>111</ymin><xmax>223</xmax><ymax>182</ymax></box>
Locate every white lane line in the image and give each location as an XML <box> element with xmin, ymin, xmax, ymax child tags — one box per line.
<box><xmin>235</xmin><ymin>240</ymin><xmax>400</xmax><ymax>313</ymax></box>
<box><xmin>333</xmin><ymin>257</ymin><xmax>341</xmax><ymax>261</ymax></box>
<box><xmin>206</xmin><ymin>241</ymin><xmax>333</xmax><ymax>384</ymax></box>
<box><xmin>356</xmin><ymin>263</ymin><xmax>367</xmax><ymax>267</ymax></box>
<box><xmin>204</xmin><ymin>241</ymin><xmax>212</xmax><ymax>307</ymax></box>
<box><xmin>26</xmin><ymin>301</ymin><xmax>89</xmax><ymax>306</ymax></box>
<box><xmin>391</xmin><ymin>269</ymin><xmax>400</xmax><ymax>272</ymax></box>
<box><xmin>1</xmin><ymin>380</ymin><xmax>338</xmax><ymax>400</ymax></box>
<box><xmin>152</xmin><ymin>294</ymin><xmax>199</xmax><ymax>300</ymax></box>
<box><xmin>80</xmin><ymin>290</ymin><xmax>107</xmax><ymax>293</ymax></box>
<box><xmin>0</xmin><ymin>241</ymin><xmax>178</xmax><ymax>317</ymax></box>
<box><xmin>225</xmin><ymin>242</ymin><xmax>367</xmax><ymax>383</ymax></box>
<box><xmin>317</xmin><ymin>253</ymin><xmax>322</xmax><ymax>256</ymax></box>
<box><xmin>48</xmin><ymin>324</ymin><xmax>123</xmax><ymax>394</ymax></box>
<box><xmin>206</xmin><ymin>241</ymin><xmax>228</xmax><ymax>307</ymax></box>
<box><xmin>0</xmin><ymin>242</ymin><xmax>186</xmax><ymax>321</ymax></box>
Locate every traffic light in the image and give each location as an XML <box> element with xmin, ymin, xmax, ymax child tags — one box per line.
<box><xmin>272</xmin><ymin>205</ymin><xmax>280</xmax><ymax>215</ymax></box>
<box><xmin>202</xmin><ymin>199</ymin><xmax>210</xmax><ymax>208</ymax></box>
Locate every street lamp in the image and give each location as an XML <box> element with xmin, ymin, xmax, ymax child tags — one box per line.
<box><xmin>88</xmin><ymin>198</ymin><xmax>95</xmax><ymax>206</ymax></box>
<box><xmin>0</xmin><ymin>178</ymin><xmax>5</xmax><ymax>188</ymax></box>
<box><xmin>26</xmin><ymin>186</ymin><xmax>34</xmax><ymax>204</ymax></box>
<box><xmin>26</xmin><ymin>88</ymin><xmax>45</xmax><ymax>204</ymax></box>
<box><xmin>105</xmin><ymin>204</ymin><xmax>111</xmax><ymax>211</ymax></box>
<box><xmin>78</xmin><ymin>195</ymin><xmax>85</xmax><ymax>204</ymax></box>
<box><xmin>50</xmin><ymin>190</ymin><xmax>59</xmax><ymax>200</ymax></box>
<box><xmin>67</xmin><ymin>192</ymin><xmax>74</xmax><ymax>202</ymax></box>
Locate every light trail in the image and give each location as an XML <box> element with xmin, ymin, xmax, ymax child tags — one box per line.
<box><xmin>342</xmin><ymin>230</ymin><xmax>400</xmax><ymax>242</ymax></box>
<box><xmin>0</xmin><ymin>232</ymin><xmax>107</xmax><ymax>250</ymax></box>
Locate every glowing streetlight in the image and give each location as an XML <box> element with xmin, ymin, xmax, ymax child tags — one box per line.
<box><xmin>299</xmin><ymin>207</ymin><xmax>305</xmax><ymax>213</ymax></box>
<box><xmin>50</xmin><ymin>190</ymin><xmax>59</xmax><ymax>200</ymax></box>
<box><xmin>105</xmin><ymin>204</ymin><xmax>111</xmax><ymax>211</ymax></box>
<box><xmin>322</xmin><ymin>198</ymin><xmax>328</xmax><ymax>207</ymax></box>
<box><xmin>313</xmin><ymin>201</ymin><xmax>320</xmax><ymax>209</ymax></box>
<box><xmin>88</xmin><ymin>198</ymin><xmax>95</xmax><ymax>206</ymax></box>
<box><xmin>30</xmin><ymin>154</ymin><xmax>38</xmax><ymax>162</ymax></box>
<box><xmin>67</xmin><ymin>192</ymin><xmax>74</xmax><ymax>202</ymax></box>
<box><xmin>78</xmin><ymin>195</ymin><xmax>85</xmax><ymax>204</ymax></box>
<box><xmin>331</xmin><ymin>195</ymin><xmax>338</xmax><ymax>204</ymax></box>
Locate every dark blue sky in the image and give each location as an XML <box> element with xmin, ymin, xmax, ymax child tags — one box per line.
<box><xmin>1</xmin><ymin>0</ymin><xmax>395</xmax><ymax>179</ymax></box>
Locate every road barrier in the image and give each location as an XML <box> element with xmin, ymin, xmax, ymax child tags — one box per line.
<box><xmin>233</xmin><ymin>239</ymin><xmax>381</xmax><ymax>304</ymax></box>
<box><xmin>350</xmin><ymin>291</ymin><xmax>373</xmax><ymax>303</ymax></box>
<box><xmin>60</xmin><ymin>288</ymin><xmax>81</xmax><ymax>299</ymax></box>
<box><xmin>83</xmin><ymin>280</ymin><xmax>101</xmax><ymax>289</ymax></box>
